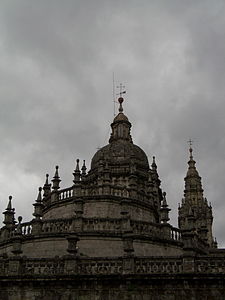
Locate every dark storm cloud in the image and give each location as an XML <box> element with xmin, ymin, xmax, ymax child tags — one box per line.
<box><xmin>0</xmin><ymin>0</ymin><xmax>225</xmax><ymax>245</ymax></box>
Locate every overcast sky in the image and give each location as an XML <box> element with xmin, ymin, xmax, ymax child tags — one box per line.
<box><xmin>0</xmin><ymin>0</ymin><xmax>225</xmax><ymax>246</ymax></box>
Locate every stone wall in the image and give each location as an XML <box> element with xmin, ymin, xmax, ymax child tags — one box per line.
<box><xmin>133</xmin><ymin>240</ymin><xmax>183</xmax><ymax>256</ymax></box>
<box><xmin>1</xmin><ymin>255</ymin><xmax>225</xmax><ymax>299</ymax></box>
<box><xmin>43</xmin><ymin>198</ymin><xmax>154</xmax><ymax>223</ymax></box>
<box><xmin>0</xmin><ymin>275</ymin><xmax>225</xmax><ymax>300</ymax></box>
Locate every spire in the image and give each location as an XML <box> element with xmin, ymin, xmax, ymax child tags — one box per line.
<box><xmin>186</xmin><ymin>146</ymin><xmax>199</xmax><ymax>177</ymax></box>
<box><xmin>73</xmin><ymin>159</ymin><xmax>81</xmax><ymax>183</ymax></box>
<box><xmin>43</xmin><ymin>174</ymin><xmax>51</xmax><ymax>198</ymax></box>
<box><xmin>184</xmin><ymin>146</ymin><xmax>203</xmax><ymax>201</ymax></box>
<box><xmin>179</xmin><ymin>145</ymin><xmax>214</xmax><ymax>247</ymax></box>
<box><xmin>52</xmin><ymin>166</ymin><xmax>61</xmax><ymax>191</ymax></box>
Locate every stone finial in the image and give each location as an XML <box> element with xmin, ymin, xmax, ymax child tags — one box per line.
<box><xmin>162</xmin><ymin>192</ymin><xmax>168</xmax><ymax>207</ymax></box>
<box><xmin>73</xmin><ymin>159</ymin><xmax>81</xmax><ymax>183</ymax></box>
<box><xmin>160</xmin><ymin>192</ymin><xmax>170</xmax><ymax>224</ymax></box>
<box><xmin>81</xmin><ymin>160</ymin><xmax>87</xmax><ymax>177</ymax></box>
<box><xmin>37</xmin><ymin>187</ymin><xmax>42</xmax><ymax>203</ymax></box>
<box><xmin>151</xmin><ymin>156</ymin><xmax>157</xmax><ymax>171</ymax></box>
<box><xmin>43</xmin><ymin>173</ymin><xmax>51</xmax><ymax>198</ymax></box>
<box><xmin>52</xmin><ymin>166</ymin><xmax>61</xmax><ymax>191</ymax></box>
<box><xmin>6</xmin><ymin>195</ymin><xmax>13</xmax><ymax>211</ymax></box>
<box><xmin>33</xmin><ymin>187</ymin><xmax>43</xmax><ymax>219</ymax></box>
<box><xmin>3</xmin><ymin>196</ymin><xmax>15</xmax><ymax>226</ymax></box>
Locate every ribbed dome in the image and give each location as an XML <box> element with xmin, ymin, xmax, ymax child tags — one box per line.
<box><xmin>91</xmin><ymin>139</ymin><xmax>149</xmax><ymax>170</ymax></box>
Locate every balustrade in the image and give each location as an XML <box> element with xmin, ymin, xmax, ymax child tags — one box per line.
<box><xmin>21</xmin><ymin>222</ymin><xmax>32</xmax><ymax>236</ymax></box>
<box><xmin>58</xmin><ymin>187</ymin><xmax>74</xmax><ymax>201</ymax></box>
<box><xmin>83</xmin><ymin>218</ymin><xmax>121</xmax><ymax>232</ymax></box>
<box><xmin>170</xmin><ymin>227</ymin><xmax>181</xmax><ymax>241</ymax></box>
<box><xmin>1</xmin><ymin>217</ymin><xmax>182</xmax><ymax>244</ymax></box>
<box><xmin>131</xmin><ymin>220</ymin><xmax>160</xmax><ymax>237</ymax></box>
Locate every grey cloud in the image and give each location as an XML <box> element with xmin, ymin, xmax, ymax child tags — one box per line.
<box><xmin>0</xmin><ymin>0</ymin><xmax>225</xmax><ymax>246</ymax></box>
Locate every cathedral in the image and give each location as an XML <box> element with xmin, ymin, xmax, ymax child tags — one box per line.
<box><xmin>0</xmin><ymin>95</ymin><xmax>224</xmax><ymax>300</ymax></box>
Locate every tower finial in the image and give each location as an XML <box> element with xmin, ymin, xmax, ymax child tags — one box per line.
<box><xmin>116</xmin><ymin>83</ymin><xmax>126</xmax><ymax>113</ymax></box>
<box><xmin>188</xmin><ymin>139</ymin><xmax>194</xmax><ymax>159</ymax></box>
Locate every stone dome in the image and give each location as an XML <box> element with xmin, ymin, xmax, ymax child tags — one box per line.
<box><xmin>91</xmin><ymin>96</ymin><xmax>149</xmax><ymax>171</ymax></box>
<box><xmin>91</xmin><ymin>139</ymin><xmax>149</xmax><ymax>170</ymax></box>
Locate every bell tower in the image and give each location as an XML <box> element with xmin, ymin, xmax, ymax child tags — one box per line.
<box><xmin>178</xmin><ymin>145</ymin><xmax>215</xmax><ymax>247</ymax></box>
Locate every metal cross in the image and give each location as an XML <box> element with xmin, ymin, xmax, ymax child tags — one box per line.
<box><xmin>116</xmin><ymin>83</ymin><xmax>126</xmax><ymax>97</ymax></box>
<box><xmin>187</xmin><ymin>139</ymin><xmax>193</xmax><ymax>147</ymax></box>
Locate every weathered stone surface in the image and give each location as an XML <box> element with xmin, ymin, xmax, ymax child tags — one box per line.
<box><xmin>0</xmin><ymin>97</ymin><xmax>222</xmax><ymax>298</ymax></box>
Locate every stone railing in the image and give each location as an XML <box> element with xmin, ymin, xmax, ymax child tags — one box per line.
<box><xmin>82</xmin><ymin>218</ymin><xmax>121</xmax><ymax>233</ymax></box>
<box><xmin>58</xmin><ymin>187</ymin><xmax>74</xmax><ymax>201</ymax></box>
<box><xmin>1</xmin><ymin>255</ymin><xmax>225</xmax><ymax>277</ymax></box>
<box><xmin>21</xmin><ymin>222</ymin><xmax>32</xmax><ymax>235</ymax></box>
<box><xmin>1</xmin><ymin>218</ymin><xmax>182</xmax><ymax>244</ymax></box>
<box><xmin>131</xmin><ymin>220</ymin><xmax>161</xmax><ymax>237</ymax></box>
<box><xmin>131</xmin><ymin>220</ymin><xmax>181</xmax><ymax>242</ymax></box>
<box><xmin>77</xmin><ymin>258</ymin><xmax>123</xmax><ymax>275</ymax></box>
<box><xmin>49</xmin><ymin>184</ymin><xmax>151</xmax><ymax>204</ymax></box>
<box><xmin>171</xmin><ymin>227</ymin><xmax>181</xmax><ymax>241</ymax></box>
